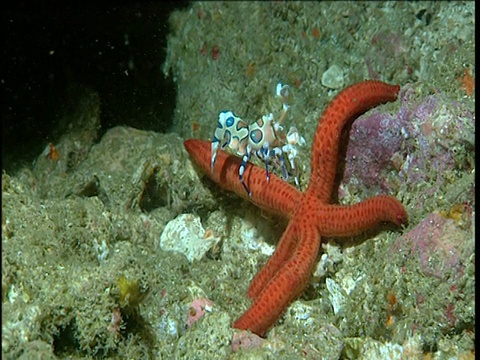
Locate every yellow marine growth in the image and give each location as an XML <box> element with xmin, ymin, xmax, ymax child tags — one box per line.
<box><xmin>116</xmin><ymin>275</ymin><xmax>143</xmax><ymax>308</ymax></box>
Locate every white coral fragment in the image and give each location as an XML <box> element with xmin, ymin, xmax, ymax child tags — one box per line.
<box><xmin>159</xmin><ymin>214</ymin><xmax>220</xmax><ymax>262</ymax></box>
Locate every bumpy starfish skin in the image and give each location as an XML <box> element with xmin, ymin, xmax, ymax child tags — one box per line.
<box><xmin>308</xmin><ymin>81</ymin><xmax>403</xmax><ymax>202</ymax></box>
<box><xmin>183</xmin><ymin>141</ymin><xmax>301</xmax><ymax>218</ymax></box>
<box><xmin>245</xmin><ymin>195</ymin><xmax>407</xmax><ymax>303</ymax></box>
<box><xmin>184</xmin><ymin>80</ymin><xmax>408</xmax><ymax>337</ymax></box>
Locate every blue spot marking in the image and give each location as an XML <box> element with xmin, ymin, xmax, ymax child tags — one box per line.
<box><xmin>226</xmin><ymin>116</ymin><xmax>235</xmax><ymax>127</ymax></box>
<box><xmin>250</xmin><ymin>129</ymin><xmax>263</xmax><ymax>144</ymax></box>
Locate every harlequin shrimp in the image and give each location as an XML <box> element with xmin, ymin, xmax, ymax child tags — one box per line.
<box><xmin>211</xmin><ymin>83</ymin><xmax>305</xmax><ymax>196</ymax></box>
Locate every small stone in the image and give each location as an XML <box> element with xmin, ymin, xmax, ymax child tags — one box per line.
<box><xmin>159</xmin><ymin>214</ymin><xmax>221</xmax><ymax>262</ymax></box>
<box><xmin>322</xmin><ymin>65</ymin><xmax>345</xmax><ymax>89</ymax></box>
<box><xmin>326</xmin><ymin>278</ymin><xmax>347</xmax><ymax>315</ymax></box>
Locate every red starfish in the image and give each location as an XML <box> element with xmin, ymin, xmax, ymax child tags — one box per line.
<box><xmin>184</xmin><ymin>80</ymin><xmax>408</xmax><ymax>337</ymax></box>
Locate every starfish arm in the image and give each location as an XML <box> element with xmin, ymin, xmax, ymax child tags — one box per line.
<box><xmin>247</xmin><ymin>219</ymin><xmax>301</xmax><ymax>301</ymax></box>
<box><xmin>184</xmin><ymin>139</ymin><xmax>301</xmax><ymax>218</ymax></box>
<box><xmin>233</xmin><ymin>221</ymin><xmax>321</xmax><ymax>337</ymax></box>
<box><xmin>315</xmin><ymin>195</ymin><xmax>408</xmax><ymax>237</ymax></box>
<box><xmin>308</xmin><ymin>81</ymin><xmax>400</xmax><ymax>202</ymax></box>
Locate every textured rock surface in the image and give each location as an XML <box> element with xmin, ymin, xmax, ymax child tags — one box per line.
<box><xmin>2</xmin><ymin>2</ymin><xmax>474</xmax><ymax>359</ymax></box>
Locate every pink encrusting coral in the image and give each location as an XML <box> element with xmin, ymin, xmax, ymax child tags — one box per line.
<box><xmin>342</xmin><ymin>86</ymin><xmax>475</xmax><ymax>199</ymax></box>
<box><xmin>231</xmin><ymin>331</ymin><xmax>265</xmax><ymax>352</ymax></box>
<box><xmin>186</xmin><ymin>298</ymin><xmax>213</xmax><ymax>329</ymax></box>
<box><xmin>388</xmin><ymin>212</ymin><xmax>472</xmax><ymax>281</ymax></box>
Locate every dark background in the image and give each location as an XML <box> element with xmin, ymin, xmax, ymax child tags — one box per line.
<box><xmin>2</xmin><ymin>0</ymin><xmax>190</xmax><ymax>172</ymax></box>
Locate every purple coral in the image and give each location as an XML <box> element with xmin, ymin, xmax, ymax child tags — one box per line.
<box><xmin>344</xmin><ymin>110</ymin><xmax>406</xmax><ymax>193</ymax></box>
<box><xmin>342</xmin><ymin>86</ymin><xmax>474</xmax><ymax>200</ymax></box>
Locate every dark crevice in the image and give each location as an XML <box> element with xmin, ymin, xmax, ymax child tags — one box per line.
<box><xmin>2</xmin><ymin>0</ymin><xmax>191</xmax><ymax>173</ymax></box>
<box><xmin>139</xmin><ymin>168</ymin><xmax>169</xmax><ymax>212</ymax></box>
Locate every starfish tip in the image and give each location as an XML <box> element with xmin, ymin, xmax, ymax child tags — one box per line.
<box><xmin>184</xmin><ymin>139</ymin><xmax>196</xmax><ymax>153</ymax></box>
<box><xmin>397</xmin><ymin>212</ymin><xmax>409</xmax><ymax>227</ymax></box>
